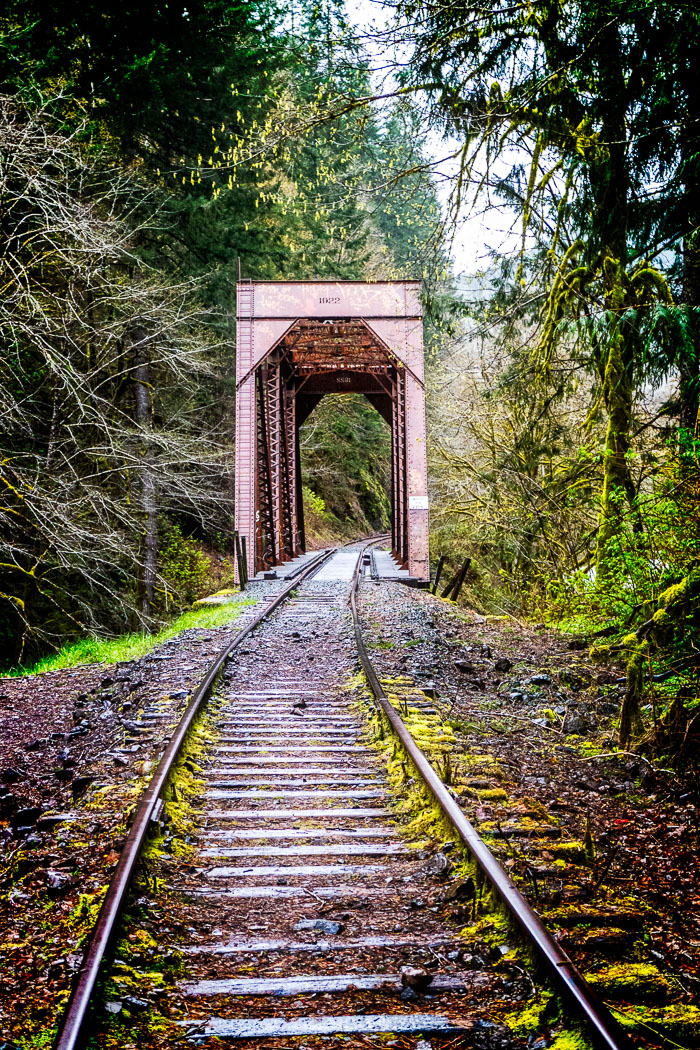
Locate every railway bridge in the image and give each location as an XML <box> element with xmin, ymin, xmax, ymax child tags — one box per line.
<box><xmin>234</xmin><ymin>280</ymin><xmax>429</xmax><ymax>581</ymax></box>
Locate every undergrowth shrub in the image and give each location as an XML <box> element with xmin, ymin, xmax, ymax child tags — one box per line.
<box><xmin>158</xmin><ymin>521</ymin><xmax>212</xmax><ymax>610</ymax></box>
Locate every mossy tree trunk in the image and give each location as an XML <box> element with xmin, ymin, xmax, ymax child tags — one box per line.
<box><xmin>597</xmin><ymin>330</ymin><xmax>636</xmax><ymax>574</ymax></box>
<box><xmin>590</xmin><ymin>19</ymin><xmax>640</xmax><ymax>576</ymax></box>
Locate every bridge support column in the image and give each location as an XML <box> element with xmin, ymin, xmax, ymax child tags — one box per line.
<box><xmin>405</xmin><ymin>369</ymin><xmax>429</xmax><ymax>580</ymax></box>
<box><xmin>234</xmin><ymin>372</ymin><xmax>256</xmax><ymax>584</ymax></box>
<box><xmin>392</xmin><ymin>372</ymin><xmax>408</xmax><ymax>568</ymax></box>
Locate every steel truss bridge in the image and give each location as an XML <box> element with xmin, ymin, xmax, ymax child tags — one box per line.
<box><xmin>235</xmin><ymin>280</ymin><xmax>429</xmax><ymax>581</ymax></box>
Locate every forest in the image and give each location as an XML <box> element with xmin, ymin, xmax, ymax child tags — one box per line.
<box><xmin>1</xmin><ymin>0</ymin><xmax>698</xmax><ymax>771</ymax></box>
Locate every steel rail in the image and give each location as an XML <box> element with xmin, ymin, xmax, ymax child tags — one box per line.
<box><xmin>349</xmin><ymin>552</ymin><xmax>633</xmax><ymax>1050</ymax></box>
<box><xmin>53</xmin><ymin>546</ymin><xmax>335</xmax><ymax>1050</ymax></box>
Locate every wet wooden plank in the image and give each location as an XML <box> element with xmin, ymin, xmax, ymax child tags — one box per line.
<box><xmin>221</xmin><ymin>718</ymin><xmax>360</xmax><ymax>727</ymax></box>
<box><xmin>214</xmin><ymin>745</ymin><xmax>365</xmax><ymax>753</ymax></box>
<box><xmin>199</xmin><ymin>843</ymin><xmax>408</xmax><ymax>858</ymax></box>
<box><xmin>218</xmin><ymin>733</ymin><xmax>360</xmax><ymax>741</ymax></box>
<box><xmin>205</xmin><ymin>863</ymin><xmax>386</xmax><ymax>878</ymax></box>
<box><xmin>202</xmin><ymin>808</ymin><xmax>390</xmax><ymax>819</ymax></box>
<box><xmin>189</xmin><ymin>884</ymin><xmax>398</xmax><ymax>899</ymax></box>
<box><xmin>205</xmin><ymin>788</ymin><xmax>386</xmax><ymax>799</ymax></box>
<box><xmin>180</xmin><ymin>1013</ymin><xmax>472</xmax><ymax>1038</ymax></box>
<box><xmin>204</xmin><ymin>778</ymin><xmax>383</xmax><ymax>788</ymax></box>
<box><xmin>227</xmin><ymin>701</ymin><xmax>349</xmax><ymax>709</ymax></box>
<box><xmin>185</xmin><ymin>934</ymin><xmax>459</xmax><ymax>954</ymax></box>
<box><xmin>181</xmin><ymin>972</ymin><xmax>468</xmax><ymax>996</ymax></box>
<box><xmin>205</xmin><ymin>827</ymin><xmax>397</xmax><ymax>840</ymax></box>
<box><xmin>204</xmin><ymin>767</ymin><xmax>378</xmax><ymax>777</ymax></box>
<box><xmin>217</xmin><ymin>730</ymin><xmax>360</xmax><ymax>737</ymax></box>
<box><xmin>211</xmin><ymin>755</ymin><xmax>373</xmax><ymax>765</ymax></box>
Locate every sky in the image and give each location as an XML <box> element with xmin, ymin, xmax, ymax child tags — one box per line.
<box><xmin>345</xmin><ymin>0</ymin><xmax>524</xmax><ymax>277</ymax></box>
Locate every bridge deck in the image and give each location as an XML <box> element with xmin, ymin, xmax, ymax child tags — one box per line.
<box><xmin>250</xmin><ymin>546</ymin><xmax>412</xmax><ymax>584</ymax></box>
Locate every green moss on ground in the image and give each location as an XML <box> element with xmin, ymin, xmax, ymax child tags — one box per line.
<box><xmin>475</xmin><ymin>787</ymin><xmax>508</xmax><ymax>801</ymax></box>
<box><xmin>538</xmin><ymin>840</ymin><xmax>587</xmax><ymax>862</ymax></box>
<box><xmin>547</xmin><ymin>1030</ymin><xmax>592</xmax><ymax>1050</ymax></box>
<box><xmin>8</xmin><ymin>596</ymin><xmax>255</xmax><ymax>676</ymax></box>
<box><xmin>544</xmin><ymin>906</ymin><xmax>644</xmax><ymax>929</ymax></box>
<box><xmin>613</xmin><ymin>1003</ymin><xmax>700</xmax><ymax>1044</ymax></box>
<box><xmin>507</xmin><ymin>990</ymin><xmax>554</xmax><ymax>1037</ymax></box>
<box><xmin>586</xmin><ymin>962</ymin><xmax>671</xmax><ymax>1001</ymax></box>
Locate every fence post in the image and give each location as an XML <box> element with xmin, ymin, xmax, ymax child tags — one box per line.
<box><xmin>431</xmin><ymin>554</ymin><xmax>445</xmax><ymax>595</ymax></box>
<box><xmin>451</xmin><ymin>558</ymin><xmax>471</xmax><ymax>601</ymax></box>
<box><xmin>440</xmin><ymin>570</ymin><xmax>459</xmax><ymax>599</ymax></box>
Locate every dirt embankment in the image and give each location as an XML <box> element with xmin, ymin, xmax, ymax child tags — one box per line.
<box><xmin>0</xmin><ymin>612</ymin><xmax>259</xmax><ymax>1043</ymax></box>
<box><xmin>1</xmin><ymin>580</ymin><xmax>698</xmax><ymax>1044</ymax></box>
<box><xmin>358</xmin><ymin>582</ymin><xmax>700</xmax><ymax>1038</ymax></box>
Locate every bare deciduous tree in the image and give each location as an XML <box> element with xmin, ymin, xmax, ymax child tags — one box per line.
<box><xmin>0</xmin><ymin>96</ymin><xmax>233</xmax><ymax>664</ymax></box>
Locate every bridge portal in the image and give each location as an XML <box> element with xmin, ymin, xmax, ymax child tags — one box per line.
<box><xmin>235</xmin><ymin>280</ymin><xmax>429</xmax><ymax>581</ymax></box>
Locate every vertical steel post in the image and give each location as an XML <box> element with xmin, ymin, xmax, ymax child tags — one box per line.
<box><xmin>234</xmin><ymin>281</ymin><xmax>256</xmax><ymax>582</ymax></box>
<box><xmin>403</xmin><ymin>303</ymin><xmax>429</xmax><ymax>581</ymax></box>
<box><xmin>265</xmin><ymin>360</ymin><xmax>282</xmax><ymax>563</ymax></box>
<box><xmin>282</xmin><ymin>387</ymin><xmax>298</xmax><ymax>555</ymax></box>
<box><xmin>240</xmin><ymin>536</ymin><xmax>249</xmax><ymax>586</ymax></box>
<box><xmin>256</xmin><ymin>368</ymin><xmax>277</xmax><ymax>568</ymax></box>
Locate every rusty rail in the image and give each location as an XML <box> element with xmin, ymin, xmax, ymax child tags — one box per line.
<box><xmin>349</xmin><ymin>551</ymin><xmax>633</xmax><ymax>1050</ymax></box>
<box><xmin>53</xmin><ymin>547</ymin><xmax>335</xmax><ymax>1050</ymax></box>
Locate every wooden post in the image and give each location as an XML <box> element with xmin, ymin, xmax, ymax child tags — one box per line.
<box><xmin>451</xmin><ymin>558</ymin><xmax>471</xmax><ymax>602</ymax></box>
<box><xmin>440</xmin><ymin>570</ymin><xmax>459</xmax><ymax>599</ymax></box>
<box><xmin>431</xmin><ymin>555</ymin><xmax>445</xmax><ymax>595</ymax></box>
<box><xmin>441</xmin><ymin>558</ymin><xmax>470</xmax><ymax>600</ymax></box>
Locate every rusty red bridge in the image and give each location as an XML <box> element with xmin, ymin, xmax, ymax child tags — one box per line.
<box><xmin>234</xmin><ymin>280</ymin><xmax>429</xmax><ymax>582</ymax></box>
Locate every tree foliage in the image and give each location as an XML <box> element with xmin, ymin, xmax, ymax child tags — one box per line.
<box><xmin>393</xmin><ymin>0</ymin><xmax>700</xmax><ymax>759</ymax></box>
<box><xmin>0</xmin><ymin>1</ymin><xmax>449</xmax><ymax>666</ymax></box>
<box><xmin>0</xmin><ymin>97</ymin><xmax>229</xmax><ymax>662</ymax></box>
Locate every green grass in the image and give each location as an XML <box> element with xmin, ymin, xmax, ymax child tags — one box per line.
<box><xmin>7</xmin><ymin>598</ymin><xmax>256</xmax><ymax>678</ymax></box>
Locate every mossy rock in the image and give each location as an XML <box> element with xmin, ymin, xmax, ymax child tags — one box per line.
<box><xmin>536</xmin><ymin>840</ymin><xmax>587</xmax><ymax>862</ymax></box>
<box><xmin>586</xmin><ymin>963</ymin><xmax>670</xmax><ymax>1002</ymax></box>
<box><xmin>614</xmin><ymin>1003</ymin><xmax>700</xmax><ymax>1045</ymax></box>
<box><xmin>544</xmin><ymin>906</ymin><xmax>644</xmax><ymax>930</ymax></box>
<box><xmin>476</xmin><ymin>787</ymin><xmax>508</xmax><ymax>802</ymax></box>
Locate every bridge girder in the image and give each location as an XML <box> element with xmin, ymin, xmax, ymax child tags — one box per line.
<box><xmin>235</xmin><ymin>282</ymin><xmax>429</xmax><ymax>581</ymax></box>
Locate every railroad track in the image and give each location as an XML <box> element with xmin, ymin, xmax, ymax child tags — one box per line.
<box><xmin>54</xmin><ymin>544</ymin><xmax>631</xmax><ymax>1050</ymax></box>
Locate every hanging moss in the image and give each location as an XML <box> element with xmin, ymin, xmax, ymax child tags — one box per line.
<box><xmin>595</xmin><ymin>568</ymin><xmax>700</xmax><ymax>749</ymax></box>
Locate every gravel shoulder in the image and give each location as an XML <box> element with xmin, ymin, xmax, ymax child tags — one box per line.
<box><xmin>2</xmin><ymin>575</ymin><xmax>698</xmax><ymax>1047</ymax></box>
<box><xmin>357</xmin><ymin>581</ymin><xmax>700</xmax><ymax>1042</ymax></box>
<box><xmin>0</xmin><ymin>596</ymin><xmax>260</xmax><ymax>1044</ymax></box>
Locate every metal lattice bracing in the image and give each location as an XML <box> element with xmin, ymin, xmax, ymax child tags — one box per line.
<box><xmin>235</xmin><ymin>281</ymin><xmax>429</xmax><ymax>580</ymax></box>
